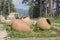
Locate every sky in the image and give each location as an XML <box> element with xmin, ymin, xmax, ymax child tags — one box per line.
<box><xmin>12</xmin><ymin>0</ymin><xmax>30</xmax><ymax>10</ymax></box>
<box><xmin>13</xmin><ymin>0</ymin><xmax>56</xmax><ymax>10</ymax></box>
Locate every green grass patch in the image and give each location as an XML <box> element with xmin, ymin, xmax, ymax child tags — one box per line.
<box><xmin>2</xmin><ymin>17</ymin><xmax>60</xmax><ymax>38</ymax></box>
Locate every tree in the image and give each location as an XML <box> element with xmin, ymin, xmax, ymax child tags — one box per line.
<box><xmin>0</xmin><ymin>0</ymin><xmax>15</xmax><ymax>16</ymax></box>
<box><xmin>55</xmin><ymin>0</ymin><xmax>60</xmax><ymax>18</ymax></box>
<box><xmin>48</xmin><ymin>0</ymin><xmax>53</xmax><ymax>16</ymax></box>
<box><xmin>22</xmin><ymin>0</ymin><xmax>48</xmax><ymax>18</ymax></box>
<box><xmin>0</xmin><ymin>0</ymin><xmax>4</xmax><ymax>15</ymax></box>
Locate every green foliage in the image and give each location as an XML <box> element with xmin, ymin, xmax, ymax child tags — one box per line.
<box><xmin>0</xmin><ymin>0</ymin><xmax>16</xmax><ymax>16</ymax></box>
<box><xmin>30</xmin><ymin>0</ymin><xmax>40</xmax><ymax>18</ymax></box>
<box><xmin>28</xmin><ymin>0</ymin><xmax>47</xmax><ymax>18</ymax></box>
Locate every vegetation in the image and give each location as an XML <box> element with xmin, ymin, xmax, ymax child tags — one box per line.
<box><xmin>0</xmin><ymin>0</ymin><xmax>15</xmax><ymax>16</ymax></box>
<box><xmin>23</xmin><ymin>0</ymin><xmax>46</xmax><ymax>18</ymax></box>
<box><xmin>22</xmin><ymin>0</ymin><xmax>60</xmax><ymax>18</ymax></box>
<box><xmin>2</xmin><ymin>17</ymin><xmax>60</xmax><ymax>38</ymax></box>
<box><xmin>0</xmin><ymin>0</ymin><xmax>60</xmax><ymax>38</ymax></box>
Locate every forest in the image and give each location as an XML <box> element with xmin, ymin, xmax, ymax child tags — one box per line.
<box><xmin>0</xmin><ymin>0</ymin><xmax>60</xmax><ymax>18</ymax></box>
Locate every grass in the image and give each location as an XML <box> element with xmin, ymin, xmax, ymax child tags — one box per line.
<box><xmin>2</xmin><ymin>17</ymin><xmax>60</xmax><ymax>38</ymax></box>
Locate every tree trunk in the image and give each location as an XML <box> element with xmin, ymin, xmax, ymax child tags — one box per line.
<box><xmin>40</xmin><ymin>0</ymin><xmax>42</xmax><ymax>17</ymax></box>
<box><xmin>49</xmin><ymin>0</ymin><xmax>53</xmax><ymax>16</ymax></box>
<box><xmin>8</xmin><ymin>0</ymin><xmax>11</xmax><ymax>14</ymax></box>
<box><xmin>44</xmin><ymin>0</ymin><xmax>48</xmax><ymax>17</ymax></box>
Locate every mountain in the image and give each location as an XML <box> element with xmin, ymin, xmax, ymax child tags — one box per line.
<box><xmin>15</xmin><ymin>8</ymin><xmax>29</xmax><ymax>18</ymax></box>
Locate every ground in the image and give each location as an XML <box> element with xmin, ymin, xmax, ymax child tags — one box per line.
<box><xmin>0</xmin><ymin>17</ymin><xmax>60</xmax><ymax>40</ymax></box>
<box><xmin>0</xmin><ymin>24</ymin><xmax>7</xmax><ymax>40</ymax></box>
<box><xmin>5</xmin><ymin>37</ymin><xmax>60</xmax><ymax>40</ymax></box>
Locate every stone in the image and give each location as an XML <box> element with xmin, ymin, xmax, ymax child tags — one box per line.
<box><xmin>53</xmin><ymin>26</ymin><xmax>60</xmax><ymax>30</ymax></box>
<box><xmin>32</xmin><ymin>20</ymin><xmax>37</xmax><ymax>25</ymax></box>
<box><xmin>7</xmin><ymin>12</ymin><xmax>19</xmax><ymax>20</ymax></box>
<box><xmin>10</xmin><ymin>19</ymin><xmax>31</xmax><ymax>32</ymax></box>
<box><xmin>0</xmin><ymin>15</ymin><xmax>5</xmax><ymax>22</ymax></box>
<box><xmin>36</xmin><ymin>18</ymin><xmax>51</xmax><ymax>30</ymax></box>
<box><xmin>5</xmin><ymin>20</ymin><xmax>11</xmax><ymax>24</ymax></box>
<box><xmin>0</xmin><ymin>24</ymin><xmax>7</xmax><ymax>40</ymax></box>
<box><xmin>7</xmin><ymin>15</ymin><xmax>16</xmax><ymax>20</ymax></box>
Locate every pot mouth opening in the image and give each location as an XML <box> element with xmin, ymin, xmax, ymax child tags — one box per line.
<box><xmin>23</xmin><ymin>16</ymin><xmax>28</xmax><ymax>19</ymax></box>
<box><xmin>46</xmin><ymin>19</ymin><xmax>51</xmax><ymax>25</ymax></box>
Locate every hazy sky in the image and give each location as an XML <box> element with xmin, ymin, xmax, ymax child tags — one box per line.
<box><xmin>13</xmin><ymin>0</ymin><xmax>56</xmax><ymax>10</ymax></box>
<box><xmin>12</xmin><ymin>0</ymin><xmax>30</xmax><ymax>10</ymax></box>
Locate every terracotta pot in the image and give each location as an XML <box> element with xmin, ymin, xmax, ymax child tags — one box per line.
<box><xmin>11</xmin><ymin>19</ymin><xmax>31</xmax><ymax>32</ymax></box>
<box><xmin>22</xmin><ymin>17</ymin><xmax>32</xmax><ymax>25</ymax></box>
<box><xmin>36</xmin><ymin>18</ymin><xmax>51</xmax><ymax>30</ymax></box>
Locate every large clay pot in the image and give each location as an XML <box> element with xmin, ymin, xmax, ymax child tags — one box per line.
<box><xmin>22</xmin><ymin>17</ymin><xmax>32</xmax><ymax>25</ymax></box>
<box><xmin>10</xmin><ymin>19</ymin><xmax>31</xmax><ymax>32</ymax></box>
<box><xmin>36</xmin><ymin>18</ymin><xmax>51</xmax><ymax>30</ymax></box>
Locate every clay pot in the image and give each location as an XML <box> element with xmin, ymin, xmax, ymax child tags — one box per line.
<box><xmin>36</xmin><ymin>18</ymin><xmax>51</xmax><ymax>30</ymax></box>
<box><xmin>10</xmin><ymin>19</ymin><xmax>31</xmax><ymax>32</ymax></box>
<box><xmin>22</xmin><ymin>17</ymin><xmax>32</xmax><ymax>25</ymax></box>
